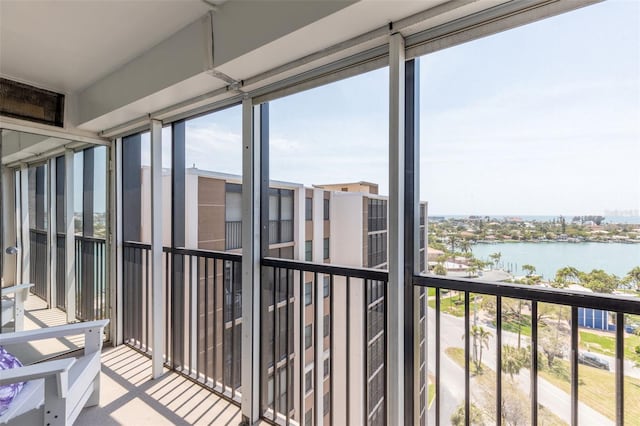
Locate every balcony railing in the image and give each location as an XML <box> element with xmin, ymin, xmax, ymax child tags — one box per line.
<box><xmin>74</xmin><ymin>235</ymin><xmax>107</xmax><ymax>321</ymax></box>
<box><xmin>413</xmin><ymin>274</ymin><xmax>640</xmax><ymax>426</ymax></box>
<box><xmin>55</xmin><ymin>233</ymin><xmax>66</xmax><ymax>310</ymax></box>
<box><xmin>29</xmin><ymin>228</ymin><xmax>48</xmax><ymax>300</ymax></box>
<box><xmin>225</xmin><ymin>221</ymin><xmax>242</xmax><ymax>250</ymax></box>
<box><xmin>119</xmin><ymin>242</ymin><xmax>639</xmax><ymax>425</ymax></box>
<box><xmin>269</xmin><ymin>219</ymin><xmax>294</xmax><ymax>245</ymax></box>
<box><xmin>122</xmin><ymin>242</ymin><xmax>243</xmax><ymax>404</ymax></box>
<box><xmin>261</xmin><ymin>257</ymin><xmax>388</xmax><ymax>426</ymax></box>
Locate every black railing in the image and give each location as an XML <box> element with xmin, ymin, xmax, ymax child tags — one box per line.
<box><xmin>261</xmin><ymin>257</ymin><xmax>388</xmax><ymax>426</ymax></box>
<box><xmin>269</xmin><ymin>219</ymin><xmax>294</xmax><ymax>245</ymax></box>
<box><xmin>55</xmin><ymin>233</ymin><xmax>66</xmax><ymax>310</ymax></box>
<box><xmin>29</xmin><ymin>229</ymin><xmax>48</xmax><ymax>301</ymax></box>
<box><xmin>225</xmin><ymin>221</ymin><xmax>242</xmax><ymax>250</ymax></box>
<box><xmin>122</xmin><ymin>241</ymin><xmax>152</xmax><ymax>353</ymax></box>
<box><xmin>413</xmin><ymin>274</ymin><xmax>640</xmax><ymax>426</ymax></box>
<box><xmin>74</xmin><ymin>235</ymin><xmax>107</xmax><ymax>321</ymax></box>
<box><xmin>122</xmin><ymin>242</ymin><xmax>243</xmax><ymax>404</ymax></box>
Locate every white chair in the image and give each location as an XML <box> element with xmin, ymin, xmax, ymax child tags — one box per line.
<box><xmin>1</xmin><ymin>283</ymin><xmax>34</xmax><ymax>332</ymax></box>
<box><xmin>0</xmin><ymin>319</ymin><xmax>110</xmax><ymax>425</ymax></box>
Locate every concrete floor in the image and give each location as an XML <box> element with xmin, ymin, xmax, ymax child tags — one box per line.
<box><xmin>18</xmin><ymin>295</ymin><xmax>246</xmax><ymax>425</ymax></box>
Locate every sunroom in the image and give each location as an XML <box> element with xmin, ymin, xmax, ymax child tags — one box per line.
<box><xmin>1</xmin><ymin>0</ymin><xmax>639</xmax><ymax>425</ymax></box>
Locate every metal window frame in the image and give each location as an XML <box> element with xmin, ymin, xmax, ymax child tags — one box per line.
<box><xmin>387</xmin><ymin>32</ymin><xmax>405</xmax><ymax>426</ymax></box>
<box><xmin>150</xmin><ymin>119</ymin><xmax>164</xmax><ymax>378</ymax></box>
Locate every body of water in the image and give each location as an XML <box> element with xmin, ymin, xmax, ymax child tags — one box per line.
<box><xmin>471</xmin><ymin>242</ymin><xmax>639</xmax><ymax>280</ymax></box>
<box><xmin>432</xmin><ymin>215</ymin><xmax>640</xmax><ymax>224</ymax></box>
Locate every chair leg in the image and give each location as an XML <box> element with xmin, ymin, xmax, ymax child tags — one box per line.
<box><xmin>86</xmin><ymin>374</ymin><xmax>101</xmax><ymax>407</ymax></box>
<box><xmin>14</xmin><ymin>303</ymin><xmax>25</xmax><ymax>331</ymax></box>
<box><xmin>44</xmin><ymin>375</ymin><xmax>68</xmax><ymax>426</ymax></box>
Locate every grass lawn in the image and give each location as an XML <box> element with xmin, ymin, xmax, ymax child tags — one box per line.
<box><xmin>579</xmin><ymin>330</ymin><xmax>640</xmax><ymax>362</ymax></box>
<box><xmin>444</xmin><ymin>347</ymin><xmax>566</xmax><ymax>425</ymax></box>
<box><xmin>427</xmin><ymin>293</ymin><xmax>479</xmax><ymax>317</ymax></box>
<box><xmin>538</xmin><ymin>359</ymin><xmax>640</xmax><ymax>421</ymax></box>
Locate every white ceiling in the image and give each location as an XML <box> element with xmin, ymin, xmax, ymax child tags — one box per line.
<box><xmin>0</xmin><ymin>0</ymin><xmax>215</xmax><ymax>93</ymax></box>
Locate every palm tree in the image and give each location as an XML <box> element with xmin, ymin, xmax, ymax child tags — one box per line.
<box><xmin>433</xmin><ymin>263</ymin><xmax>447</xmax><ymax>276</ymax></box>
<box><xmin>466</xmin><ymin>325</ymin><xmax>492</xmax><ymax>372</ymax></box>
<box><xmin>623</xmin><ymin>266</ymin><xmax>640</xmax><ymax>290</ymax></box>
<box><xmin>489</xmin><ymin>252</ymin><xmax>502</xmax><ymax>269</ymax></box>
<box><xmin>522</xmin><ymin>264</ymin><xmax>536</xmax><ymax>277</ymax></box>
<box><xmin>502</xmin><ymin>345</ymin><xmax>526</xmax><ymax>381</ymax></box>
<box><xmin>451</xmin><ymin>402</ymin><xmax>484</xmax><ymax>426</ymax></box>
<box><xmin>553</xmin><ymin>266</ymin><xmax>580</xmax><ymax>288</ymax></box>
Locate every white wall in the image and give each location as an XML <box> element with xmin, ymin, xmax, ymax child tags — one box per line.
<box><xmin>330</xmin><ymin>192</ymin><xmax>363</xmax><ymax>267</ymax></box>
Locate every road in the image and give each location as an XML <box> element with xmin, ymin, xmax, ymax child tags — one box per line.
<box><xmin>425</xmin><ymin>307</ymin><xmax>617</xmax><ymax>425</ymax></box>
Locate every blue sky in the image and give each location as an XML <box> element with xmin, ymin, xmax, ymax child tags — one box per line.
<box><xmin>142</xmin><ymin>0</ymin><xmax>639</xmax><ymax>217</ymax></box>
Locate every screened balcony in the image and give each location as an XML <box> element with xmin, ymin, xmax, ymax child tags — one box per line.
<box><xmin>1</xmin><ymin>1</ymin><xmax>639</xmax><ymax>425</ymax></box>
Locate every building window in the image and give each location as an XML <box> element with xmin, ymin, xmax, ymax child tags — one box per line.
<box><xmin>323</xmin><ymin>276</ymin><xmax>330</xmax><ymax>298</ymax></box>
<box><xmin>368</xmin><ymin>198</ymin><xmax>387</xmax><ymax>232</ymax></box>
<box><xmin>323</xmin><ymin>198</ymin><xmax>330</xmax><ymax>220</ymax></box>
<box><xmin>305</xmin><ymin>282</ymin><xmax>313</xmax><ymax>306</ymax></box>
<box><xmin>305</xmin><ymin>370</ymin><xmax>313</xmax><ymax>394</ymax></box>
<box><xmin>324</xmin><ymin>314</ymin><xmax>330</xmax><ymax>337</ymax></box>
<box><xmin>367</xmin><ymin>232</ymin><xmax>387</xmax><ymax>267</ymax></box>
<box><xmin>323</xmin><ymin>238</ymin><xmax>329</xmax><ymax>259</ymax></box>
<box><xmin>305</xmin><ymin>325</ymin><xmax>312</xmax><ymax>349</ymax></box>
<box><xmin>268</xmin><ymin>188</ymin><xmax>294</xmax><ymax>244</ymax></box>
<box><xmin>324</xmin><ymin>392</ymin><xmax>330</xmax><ymax>416</ymax></box>
<box><xmin>305</xmin><ymin>408</ymin><xmax>313</xmax><ymax>426</ymax></box>
<box><xmin>305</xmin><ymin>197</ymin><xmax>313</xmax><ymax>221</ymax></box>
<box><xmin>305</xmin><ymin>240</ymin><xmax>312</xmax><ymax>261</ymax></box>
<box><xmin>324</xmin><ymin>358</ymin><xmax>330</xmax><ymax>378</ymax></box>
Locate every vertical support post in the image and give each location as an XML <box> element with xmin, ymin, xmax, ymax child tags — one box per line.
<box><xmin>64</xmin><ymin>149</ymin><xmax>76</xmax><ymax>322</ymax></box>
<box><xmin>82</xmin><ymin>149</ymin><xmax>95</xmax><ymax>319</ymax></box>
<box><xmin>241</xmin><ymin>97</ymin><xmax>262</xmax><ymax>424</ymax></box>
<box><xmin>151</xmin><ymin>119</ymin><xmax>164</xmax><ymax>379</ymax></box>
<box><xmin>571</xmin><ymin>306</ymin><xmax>578</xmax><ymax>426</ymax></box>
<box><xmin>0</xmin><ymin>134</ymin><xmax>2</xmax><ymax>288</ymax></box>
<box><xmin>171</xmin><ymin>121</ymin><xmax>186</xmax><ymax>370</ymax></box>
<box><xmin>615</xmin><ymin>311</ymin><xmax>624</xmax><ymax>425</ymax></box>
<box><xmin>403</xmin><ymin>57</ymin><xmax>419</xmax><ymax>425</ymax></box>
<box><xmin>115</xmin><ymin>138</ymin><xmax>124</xmax><ymax>345</ymax></box>
<box><xmin>20</xmin><ymin>164</ymin><xmax>30</xmax><ymax>285</ymax></box>
<box><xmin>50</xmin><ymin>157</ymin><xmax>57</xmax><ymax>309</ymax></box>
<box><xmin>388</xmin><ymin>32</ymin><xmax>405</xmax><ymax>426</ymax></box>
<box><xmin>1</xmin><ymin>156</ymin><xmax>18</xmax><ymax>288</ymax></box>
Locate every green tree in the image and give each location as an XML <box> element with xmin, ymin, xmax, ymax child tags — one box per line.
<box><xmin>451</xmin><ymin>402</ymin><xmax>485</xmax><ymax>426</ymax></box>
<box><xmin>623</xmin><ymin>266</ymin><xmax>640</xmax><ymax>290</ymax></box>
<box><xmin>553</xmin><ymin>266</ymin><xmax>581</xmax><ymax>288</ymax></box>
<box><xmin>433</xmin><ymin>263</ymin><xmax>447</xmax><ymax>276</ymax></box>
<box><xmin>581</xmin><ymin>269</ymin><xmax>619</xmax><ymax>293</ymax></box>
<box><xmin>466</xmin><ymin>325</ymin><xmax>491</xmax><ymax>372</ymax></box>
<box><xmin>489</xmin><ymin>252</ymin><xmax>502</xmax><ymax>269</ymax></box>
<box><xmin>539</xmin><ymin>325</ymin><xmax>568</xmax><ymax>369</ymax></box>
<box><xmin>522</xmin><ymin>264</ymin><xmax>536</xmax><ymax>277</ymax></box>
<box><xmin>502</xmin><ymin>345</ymin><xmax>527</xmax><ymax>381</ymax></box>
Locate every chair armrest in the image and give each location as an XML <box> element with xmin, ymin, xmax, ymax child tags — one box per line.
<box><xmin>0</xmin><ymin>358</ymin><xmax>74</xmax><ymax>388</ymax></box>
<box><xmin>0</xmin><ymin>319</ymin><xmax>110</xmax><ymax>347</ymax></box>
<box><xmin>1</xmin><ymin>284</ymin><xmax>34</xmax><ymax>297</ymax></box>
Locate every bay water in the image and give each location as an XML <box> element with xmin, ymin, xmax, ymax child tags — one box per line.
<box><xmin>471</xmin><ymin>242</ymin><xmax>640</xmax><ymax>280</ymax></box>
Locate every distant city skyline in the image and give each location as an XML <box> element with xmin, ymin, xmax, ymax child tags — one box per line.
<box><xmin>125</xmin><ymin>0</ymin><xmax>638</xmax><ymax>217</ymax></box>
